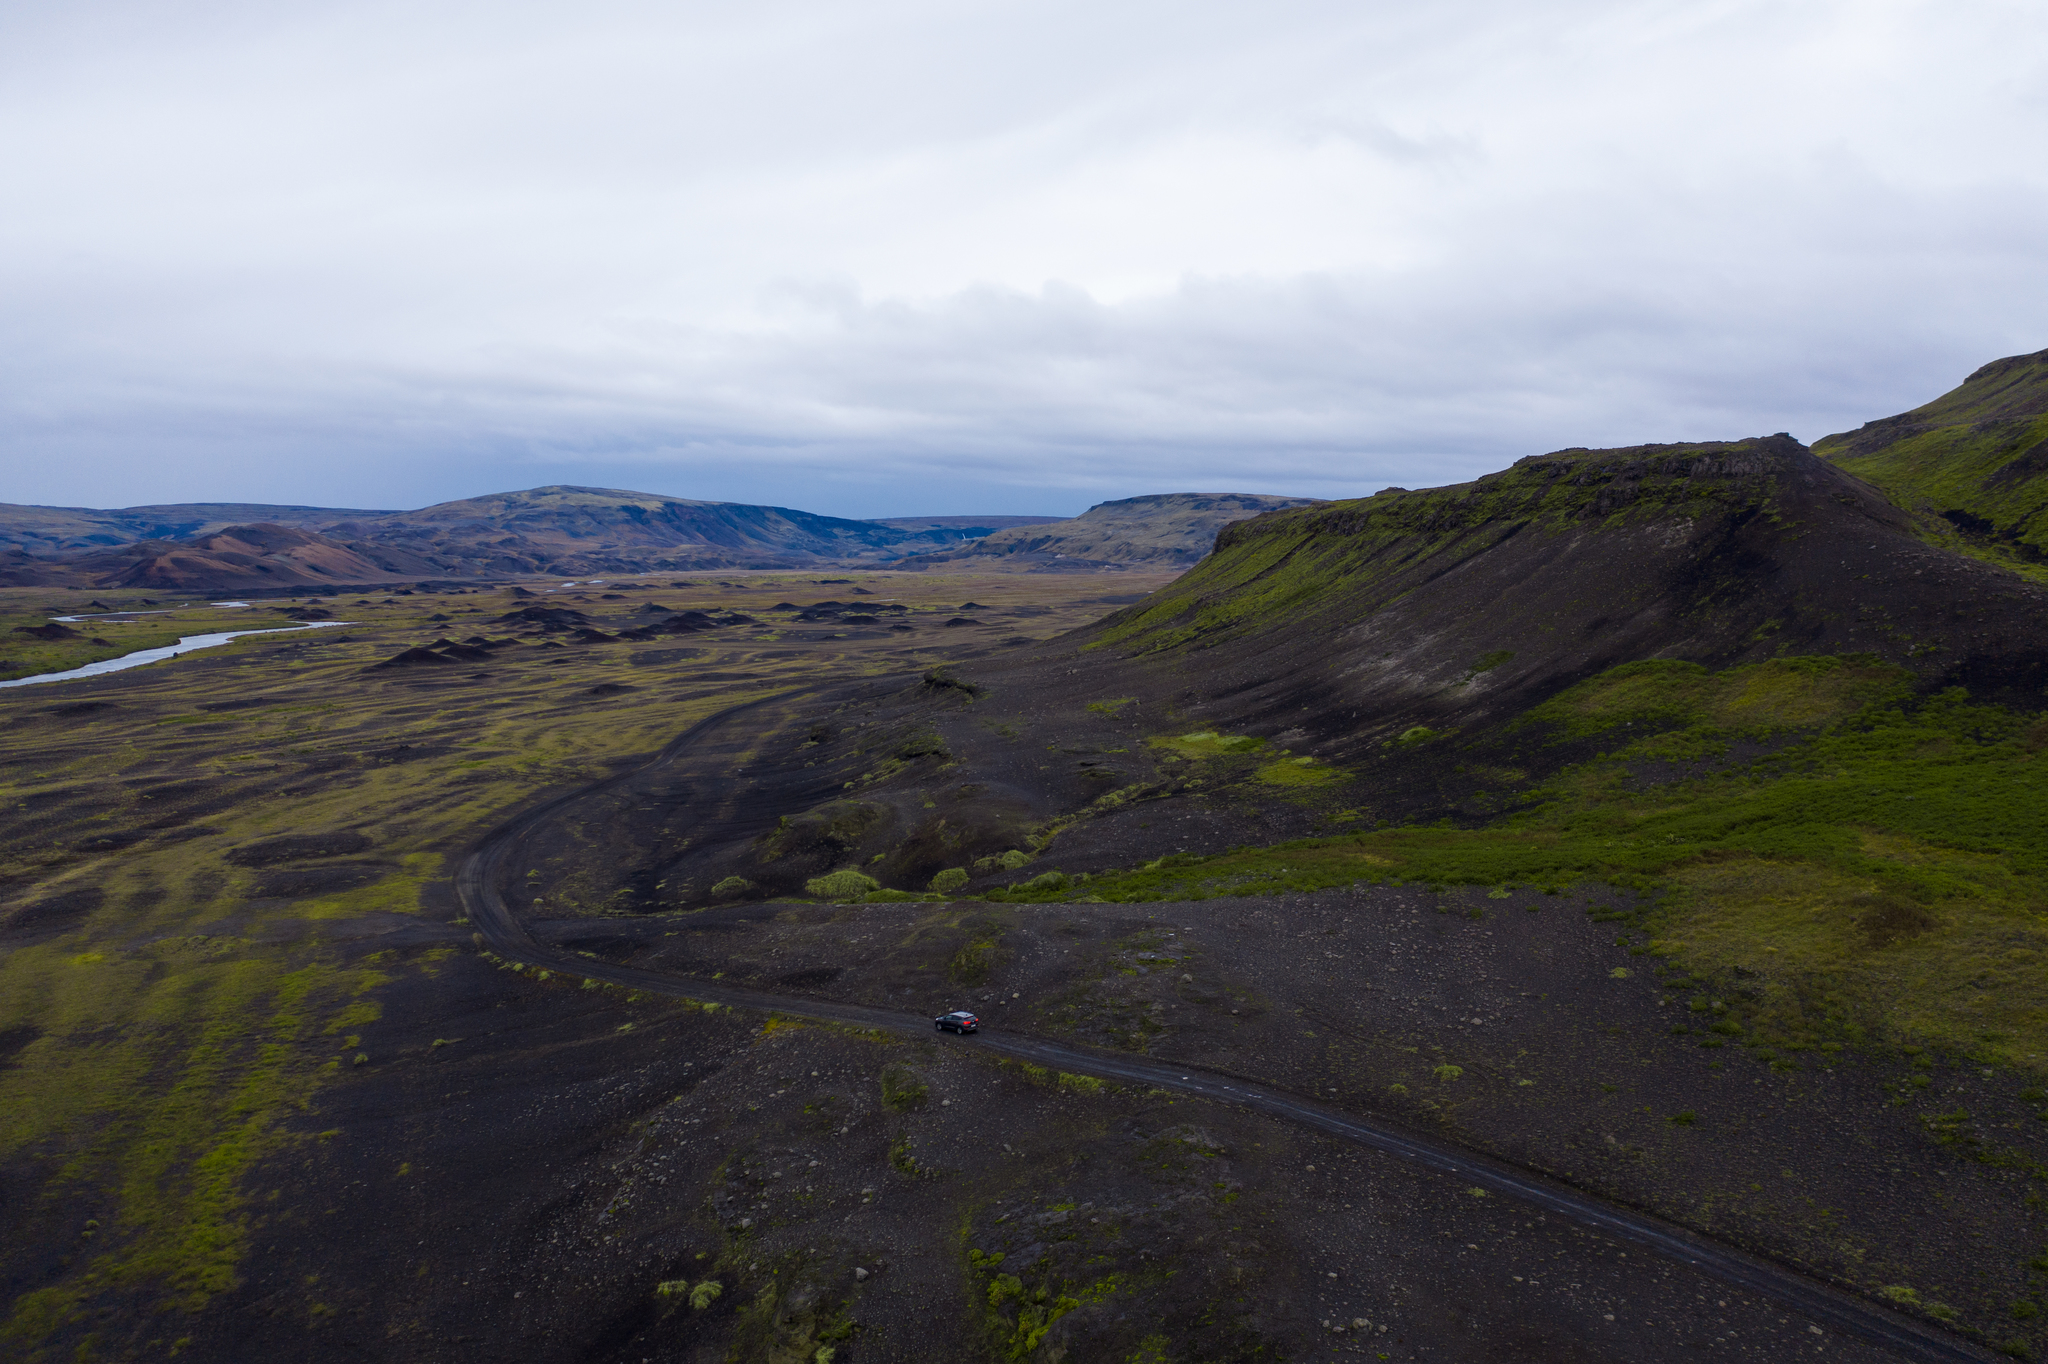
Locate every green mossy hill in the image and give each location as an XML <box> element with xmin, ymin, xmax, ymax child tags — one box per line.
<box><xmin>1815</xmin><ymin>347</ymin><xmax>2048</xmax><ymax>559</ymax></box>
<box><xmin>1081</xmin><ymin>435</ymin><xmax>2048</xmax><ymax>752</ymax></box>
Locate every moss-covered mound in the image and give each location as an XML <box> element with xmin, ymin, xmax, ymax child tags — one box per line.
<box><xmin>1815</xmin><ymin>347</ymin><xmax>2048</xmax><ymax>559</ymax></box>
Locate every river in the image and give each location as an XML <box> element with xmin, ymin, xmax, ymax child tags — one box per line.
<box><xmin>0</xmin><ymin>622</ymin><xmax>356</xmax><ymax>690</ymax></box>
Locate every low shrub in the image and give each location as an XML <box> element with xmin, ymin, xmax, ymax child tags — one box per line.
<box><xmin>805</xmin><ymin>869</ymin><xmax>880</xmax><ymax>900</ymax></box>
<box><xmin>881</xmin><ymin>1064</ymin><xmax>928</xmax><ymax>1111</ymax></box>
<box><xmin>950</xmin><ymin>937</ymin><xmax>1001</xmax><ymax>985</ymax></box>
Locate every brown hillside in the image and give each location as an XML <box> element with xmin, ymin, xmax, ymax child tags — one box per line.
<box><xmin>84</xmin><ymin>523</ymin><xmax>398</xmax><ymax>590</ymax></box>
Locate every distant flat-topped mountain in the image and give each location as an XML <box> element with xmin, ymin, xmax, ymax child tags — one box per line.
<box><xmin>0</xmin><ymin>485</ymin><xmax>1077</xmax><ymax>588</ymax></box>
<box><xmin>892</xmin><ymin>492</ymin><xmax>1324</xmax><ymax>571</ymax></box>
<box><xmin>1816</xmin><ymin>346</ymin><xmax>2048</xmax><ymax>560</ymax></box>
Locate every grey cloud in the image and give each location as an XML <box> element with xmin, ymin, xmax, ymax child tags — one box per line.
<box><xmin>1</xmin><ymin>0</ymin><xmax>2042</xmax><ymax>515</ymax></box>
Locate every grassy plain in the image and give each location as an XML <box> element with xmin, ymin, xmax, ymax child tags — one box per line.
<box><xmin>0</xmin><ymin>569</ymin><xmax>1168</xmax><ymax>1354</ymax></box>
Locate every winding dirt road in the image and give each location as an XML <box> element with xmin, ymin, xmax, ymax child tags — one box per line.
<box><xmin>456</xmin><ymin>689</ymin><xmax>1993</xmax><ymax>1364</ymax></box>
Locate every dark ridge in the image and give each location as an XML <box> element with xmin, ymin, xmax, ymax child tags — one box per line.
<box><xmin>225</xmin><ymin>832</ymin><xmax>373</xmax><ymax>866</ymax></box>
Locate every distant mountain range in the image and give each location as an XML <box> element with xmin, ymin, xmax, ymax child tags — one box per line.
<box><xmin>0</xmin><ymin>484</ymin><xmax>1308</xmax><ymax>590</ymax></box>
<box><xmin>14</xmin><ymin>342</ymin><xmax>2048</xmax><ymax>595</ymax></box>
<box><xmin>0</xmin><ymin>500</ymin><xmax>399</xmax><ymax>556</ymax></box>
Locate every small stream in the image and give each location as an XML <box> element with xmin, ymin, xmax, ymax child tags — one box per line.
<box><xmin>1</xmin><ymin>622</ymin><xmax>357</xmax><ymax>690</ymax></box>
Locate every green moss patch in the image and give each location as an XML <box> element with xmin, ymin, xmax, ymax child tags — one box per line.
<box><xmin>0</xmin><ymin>939</ymin><xmax>389</xmax><ymax>1344</ymax></box>
<box><xmin>1145</xmin><ymin>731</ymin><xmax>1266</xmax><ymax>759</ymax></box>
<box><xmin>1251</xmin><ymin>755</ymin><xmax>1343</xmax><ymax>787</ymax></box>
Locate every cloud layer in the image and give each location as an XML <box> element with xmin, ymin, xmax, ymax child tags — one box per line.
<box><xmin>3</xmin><ymin>0</ymin><xmax>2043</xmax><ymax>515</ymax></box>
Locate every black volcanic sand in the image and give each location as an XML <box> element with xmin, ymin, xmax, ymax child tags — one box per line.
<box><xmin>179</xmin><ymin>940</ymin><xmax>1877</xmax><ymax>1364</ymax></box>
<box><xmin>505</xmin><ymin>681</ymin><xmax>2042</xmax><ymax>1356</ymax></box>
<box><xmin>554</xmin><ymin>880</ymin><xmax>2048</xmax><ymax>1331</ymax></box>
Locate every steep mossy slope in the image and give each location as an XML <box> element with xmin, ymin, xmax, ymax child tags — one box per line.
<box><xmin>1081</xmin><ymin>434</ymin><xmax>2048</xmax><ymax>750</ymax></box>
<box><xmin>1815</xmin><ymin>347</ymin><xmax>2048</xmax><ymax>560</ymax></box>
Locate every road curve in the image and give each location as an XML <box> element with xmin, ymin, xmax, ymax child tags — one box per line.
<box><xmin>456</xmin><ymin>688</ymin><xmax>1994</xmax><ymax>1364</ymax></box>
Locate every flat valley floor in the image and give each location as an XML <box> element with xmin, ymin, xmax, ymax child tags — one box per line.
<box><xmin>0</xmin><ymin>572</ymin><xmax>2004</xmax><ymax>1362</ymax></box>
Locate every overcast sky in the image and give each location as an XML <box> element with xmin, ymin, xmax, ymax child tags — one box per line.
<box><xmin>3</xmin><ymin>0</ymin><xmax>2043</xmax><ymax>518</ymax></box>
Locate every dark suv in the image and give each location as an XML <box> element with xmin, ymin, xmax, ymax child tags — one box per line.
<box><xmin>934</xmin><ymin>1010</ymin><xmax>979</xmax><ymax>1035</ymax></box>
